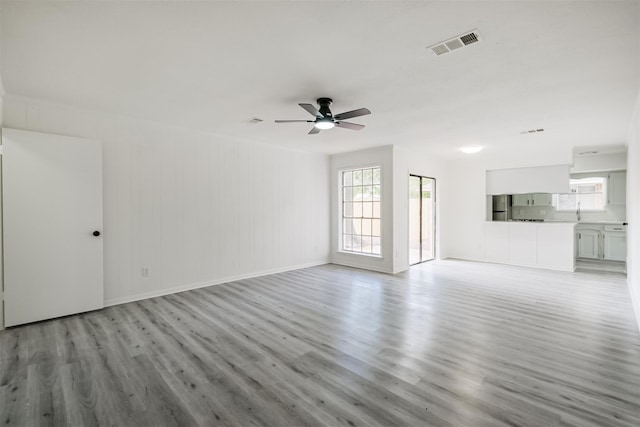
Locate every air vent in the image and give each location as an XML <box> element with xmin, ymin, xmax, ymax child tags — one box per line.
<box><xmin>427</xmin><ymin>29</ymin><xmax>482</xmax><ymax>56</ymax></box>
<box><xmin>243</xmin><ymin>117</ymin><xmax>263</xmax><ymax>124</ymax></box>
<box><xmin>520</xmin><ymin>128</ymin><xmax>545</xmax><ymax>135</ymax></box>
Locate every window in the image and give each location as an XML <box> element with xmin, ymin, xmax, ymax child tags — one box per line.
<box><xmin>554</xmin><ymin>177</ymin><xmax>607</xmax><ymax>211</ymax></box>
<box><xmin>342</xmin><ymin>167</ymin><xmax>381</xmax><ymax>255</ymax></box>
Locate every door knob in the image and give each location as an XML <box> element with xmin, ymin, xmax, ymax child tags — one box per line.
<box><xmin>93</xmin><ymin>231</ymin><xmax>101</xmax><ymax>237</ymax></box>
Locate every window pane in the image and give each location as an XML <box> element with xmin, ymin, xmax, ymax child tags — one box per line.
<box><xmin>363</xmin><ymin>169</ymin><xmax>373</xmax><ymax>185</ymax></box>
<box><xmin>352</xmin><ymin>185</ymin><xmax>363</xmax><ymax>201</ymax></box>
<box><xmin>343</xmin><ymin>171</ymin><xmax>352</xmax><ymax>186</ymax></box>
<box><xmin>557</xmin><ymin>176</ymin><xmax>607</xmax><ymax>211</ymax></box>
<box><xmin>361</xmin><ymin>236</ymin><xmax>372</xmax><ymax>253</ymax></box>
<box><xmin>343</xmin><ymin>234</ymin><xmax>353</xmax><ymax>251</ymax></box>
<box><xmin>341</xmin><ymin>167</ymin><xmax>382</xmax><ymax>255</ymax></box>
<box><xmin>353</xmin><ymin>202</ymin><xmax>363</xmax><ymax>217</ymax></box>
<box><xmin>343</xmin><ymin>202</ymin><xmax>353</xmax><ymax>217</ymax></box>
<box><xmin>373</xmin><ymin>185</ymin><xmax>381</xmax><ymax>201</ymax></box>
<box><xmin>343</xmin><ymin>187</ymin><xmax>353</xmax><ymax>202</ymax></box>
<box><xmin>372</xmin><ymin>237</ymin><xmax>381</xmax><ymax>255</ymax></box>
<box><xmin>351</xmin><ymin>234</ymin><xmax>362</xmax><ymax>252</ymax></box>
<box><xmin>361</xmin><ymin>219</ymin><xmax>372</xmax><ymax>236</ymax></box>
<box><xmin>373</xmin><ymin>168</ymin><xmax>380</xmax><ymax>184</ymax></box>
<box><xmin>372</xmin><ymin>201</ymin><xmax>381</xmax><ymax>218</ymax></box>
<box><xmin>362</xmin><ymin>186</ymin><xmax>374</xmax><ymax>201</ymax></box>
<box><xmin>372</xmin><ymin>219</ymin><xmax>380</xmax><ymax>237</ymax></box>
<box><xmin>353</xmin><ymin>170</ymin><xmax>363</xmax><ymax>186</ymax></box>
<box><xmin>362</xmin><ymin>202</ymin><xmax>373</xmax><ymax>218</ymax></box>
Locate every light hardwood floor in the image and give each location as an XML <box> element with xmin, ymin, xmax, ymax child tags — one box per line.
<box><xmin>1</xmin><ymin>260</ymin><xmax>639</xmax><ymax>426</ymax></box>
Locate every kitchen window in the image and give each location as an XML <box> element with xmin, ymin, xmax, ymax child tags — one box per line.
<box><xmin>554</xmin><ymin>177</ymin><xmax>606</xmax><ymax>211</ymax></box>
<box><xmin>341</xmin><ymin>167</ymin><xmax>381</xmax><ymax>255</ymax></box>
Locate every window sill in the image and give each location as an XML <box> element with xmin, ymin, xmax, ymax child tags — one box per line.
<box><xmin>337</xmin><ymin>250</ymin><xmax>383</xmax><ymax>259</ymax></box>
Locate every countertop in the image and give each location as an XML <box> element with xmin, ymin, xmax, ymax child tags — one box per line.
<box><xmin>487</xmin><ymin>220</ymin><xmax>627</xmax><ymax>225</ymax></box>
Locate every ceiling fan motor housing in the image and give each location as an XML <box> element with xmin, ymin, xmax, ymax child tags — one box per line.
<box><xmin>317</xmin><ymin>98</ymin><xmax>333</xmax><ymax>118</ymax></box>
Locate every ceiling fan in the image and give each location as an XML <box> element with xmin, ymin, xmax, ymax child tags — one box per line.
<box><xmin>275</xmin><ymin>98</ymin><xmax>371</xmax><ymax>134</ymax></box>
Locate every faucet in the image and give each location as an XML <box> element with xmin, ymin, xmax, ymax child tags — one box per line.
<box><xmin>576</xmin><ymin>201</ymin><xmax>581</xmax><ymax>221</ymax></box>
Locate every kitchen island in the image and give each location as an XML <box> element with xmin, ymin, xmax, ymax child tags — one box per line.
<box><xmin>485</xmin><ymin>221</ymin><xmax>576</xmax><ymax>271</ymax></box>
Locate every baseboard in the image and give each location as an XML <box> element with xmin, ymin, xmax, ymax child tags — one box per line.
<box><xmin>329</xmin><ymin>259</ymin><xmax>393</xmax><ymax>274</ymax></box>
<box><xmin>104</xmin><ymin>259</ymin><xmax>329</xmax><ymax>307</ymax></box>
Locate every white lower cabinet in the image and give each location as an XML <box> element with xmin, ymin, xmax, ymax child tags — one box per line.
<box><xmin>508</xmin><ymin>224</ymin><xmax>537</xmax><ymax>267</ymax></box>
<box><xmin>484</xmin><ymin>223</ymin><xmax>509</xmax><ymax>264</ymax></box>
<box><xmin>577</xmin><ymin>229</ymin><xmax>600</xmax><ymax>259</ymax></box>
<box><xmin>537</xmin><ymin>224</ymin><xmax>576</xmax><ymax>270</ymax></box>
<box><xmin>484</xmin><ymin>222</ymin><xmax>575</xmax><ymax>271</ymax></box>
<box><xmin>603</xmin><ymin>231</ymin><xmax>626</xmax><ymax>261</ymax></box>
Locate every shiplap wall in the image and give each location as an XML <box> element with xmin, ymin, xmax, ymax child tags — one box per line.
<box><xmin>2</xmin><ymin>95</ymin><xmax>330</xmax><ymax>307</ymax></box>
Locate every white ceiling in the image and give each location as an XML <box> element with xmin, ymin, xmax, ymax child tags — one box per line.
<box><xmin>2</xmin><ymin>1</ymin><xmax>639</xmax><ymax>157</ymax></box>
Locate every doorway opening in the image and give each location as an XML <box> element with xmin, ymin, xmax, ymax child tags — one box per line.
<box><xmin>409</xmin><ymin>175</ymin><xmax>436</xmax><ymax>265</ymax></box>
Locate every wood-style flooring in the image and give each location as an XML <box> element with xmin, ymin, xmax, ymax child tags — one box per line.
<box><xmin>1</xmin><ymin>259</ymin><xmax>639</xmax><ymax>426</ymax></box>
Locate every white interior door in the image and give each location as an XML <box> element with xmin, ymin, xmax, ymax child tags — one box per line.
<box><xmin>2</xmin><ymin>128</ymin><xmax>103</xmax><ymax>327</ymax></box>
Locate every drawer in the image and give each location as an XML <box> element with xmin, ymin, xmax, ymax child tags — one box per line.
<box><xmin>604</xmin><ymin>225</ymin><xmax>625</xmax><ymax>232</ymax></box>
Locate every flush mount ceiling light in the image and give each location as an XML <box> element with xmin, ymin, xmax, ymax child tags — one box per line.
<box><xmin>459</xmin><ymin>146</ymin><xmax>483</xmax><ymax>154</ymax></box>
<box><xmin>315</xmin><ymin>120</ymin><xmax>335</xmax><ymax>130</ymax></box>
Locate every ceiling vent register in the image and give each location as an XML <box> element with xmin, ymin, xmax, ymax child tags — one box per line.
<box><xmin>428</xmin><ymin>30</ymin><xmax>482</xmax><ymax>56</ymax></box>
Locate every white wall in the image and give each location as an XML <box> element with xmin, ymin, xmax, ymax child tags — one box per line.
<box><xmin>0</xmin><ymin>0</ymin><xmax>4</xmax><ymax>328</ymax></box>
<box><xmin>626</xmin><ymin>92</ymin><xmax>640</xmax><ymax>333</ymax></box>
<box><xmin>2</xmin><ymin>95</ymin><xmax>330</xmax><ymax>309</ymax></box>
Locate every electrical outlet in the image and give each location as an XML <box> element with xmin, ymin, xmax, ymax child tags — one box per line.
<box><xmin>142</xmin><ymin>268</ymin><xmax>149</xmax><ymax>277</ymax></box>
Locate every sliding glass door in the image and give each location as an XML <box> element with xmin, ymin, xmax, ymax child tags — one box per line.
<box><xmin>409</xmin><ymin>175</ymin><xmax>436</xmax><ymax>265</ymax></box>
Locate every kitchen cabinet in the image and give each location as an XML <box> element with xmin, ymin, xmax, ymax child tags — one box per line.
<box><xmin>508</xmin><ymin>223</ymin><xmax>538</xmax><ymax>267</ymax></box>
<box><xmin>484</xmin><ymin>222</ymin><xmax>575</xmax><ymax>271</ymax></box>
<box><xmin>512</xmin><ymin>194</ymin><xmax>530</xmax><ymax>207</ymax></box>
<box><xmin>577</xmin><ymin>229</ymin><xmax>600</xmax><ymax>259</ymax></box>
<box><xmin>603</xmin><ymin>225</ymin><xmax>626</xmax><ymax>261</ymax></box>
<box><xmin>608</xmin><ymin>171</ymin><xmax>626</xmax><ymax>205</ymax></box>
<box><xmin>537</xmin><ymin>224</ymin><xmax>575</xmax><ymax>271</ymax></box>
<box><xmin>512</xmin><ymin>193</ymin><xmax>552</xmax><ymax>207</ymax></box>
<box><xmin>485</xmin><ymin>222</ymin><xmax>509</xmax><ymax>264</ymax></box>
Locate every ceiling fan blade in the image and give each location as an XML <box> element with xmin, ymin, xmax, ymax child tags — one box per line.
<box><xmin>274</xmin><ymin>120</ymin><xmax>314</xmax><ymax>123</ymax></box>
<box><xmin>308</xmin><ymin>127</ymin><xmax>321</xmax><ymax>135</ymax></box>
<box><xmin>299</xmin><ymin>103</ymin><xmax>324</xmax><ymax>118</ymax></box>
<box><xmin>333</xmin><ymin>108</ymin><xmax>371</xmax><ymax>121</ymax></box>
<box><xmin>335</xmin><ymin>121</ymin><xmax>365</xmax><ymax>131</ymax></box>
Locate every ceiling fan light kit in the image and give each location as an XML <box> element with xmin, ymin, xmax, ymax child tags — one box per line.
<box><xmin>275</xmin><ymin>98</ymin><xmax>371</xmax><ymax>134</ymax></box>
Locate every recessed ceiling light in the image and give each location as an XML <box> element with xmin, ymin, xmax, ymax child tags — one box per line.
<box><xmin>460</xmin><ymin>146</ymin><xmax>483</xmax><ymax>154</ymax></box>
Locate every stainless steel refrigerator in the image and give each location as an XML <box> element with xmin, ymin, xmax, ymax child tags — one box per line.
<box><xmin>492</xmin><ymin>195</ymin><xmax>512</xmax><ymax>221</ymax></box>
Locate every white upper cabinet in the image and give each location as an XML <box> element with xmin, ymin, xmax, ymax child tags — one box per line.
<box><xmin>512</xmin><ymin>194</ymin><xmax>530</xmax><ymax>207</ymax></box>
<box><xmin>607</xmin><ymin>171</ymin><xmax>626</xmax><ymax>205</ymax></box>
<box><xmin>512</xmin><ymin>193</ymin><xmax>552</xmax><ymax>206</ymax></box>
<box><xmin>531</xmin><ymin>193</ymin><xmax>553</xmax><ymax>206</ymax></box>
<box><xmin>486</xmin><ymin>164</ymin><xmax>570</xmax><ymax>195</ymax></box>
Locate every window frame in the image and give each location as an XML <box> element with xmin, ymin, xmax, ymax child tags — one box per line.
<box><xmin>338</xmin><ymin>165</ymin><xmax>382</xmax><ymax>257</ymax></box>
<box><xmin>553</xmin><ymin>176</ymin><xmax>607</xmax><ymax>212</ymax></box>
